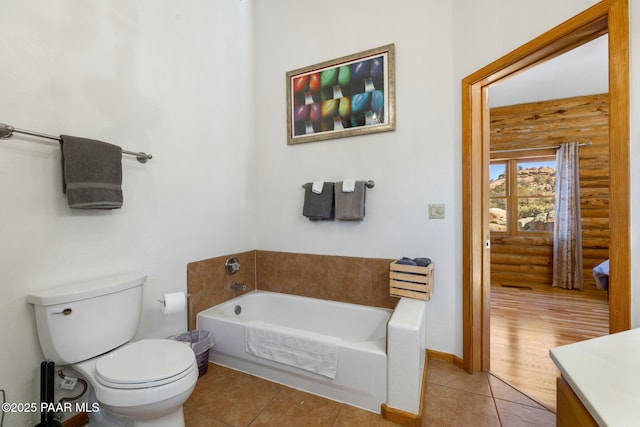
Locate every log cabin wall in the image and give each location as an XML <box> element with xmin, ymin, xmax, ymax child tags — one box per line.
<box><xmin>489</xmin><ymin>94</ymin><xmax>609</xmax><ymax>290</ymax></box>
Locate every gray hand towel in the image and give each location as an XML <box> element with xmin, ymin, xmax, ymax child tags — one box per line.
<box><xmin>60</xmin><ymin>135</ymin><xmax>123</xmax><ymax>209</ymax></box>
<box><xmin>335</xmin><ymin>180</ymin><xmax>365</xmax><ymax>220</ymax></box>
<box><xmin>302</xmin><ymin>182</ymin><xmax>334</xmax><ymax>220</ymax></box>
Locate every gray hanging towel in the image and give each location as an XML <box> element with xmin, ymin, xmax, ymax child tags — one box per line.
<box><xmin>335</xmin><ymin>180</ymin><xmax>365</xmax><ymax>220</ymax></box>
<box><xmin>60</xmin><ymin>135</ymin><xmax>123</xmax><ymax>209</ymax></box>
<box><xmin>302</xmin><ymin>182</ymin><xmax>334</xmax><ymax>220</ymax></box>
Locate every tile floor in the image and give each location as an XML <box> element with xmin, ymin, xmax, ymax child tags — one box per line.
<box><xmin>184</xmin><ymin>359</ymin><xmax>556</xmax><ymax>427</ymax></box>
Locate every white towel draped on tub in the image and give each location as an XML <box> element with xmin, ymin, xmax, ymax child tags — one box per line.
<box><xmin>246</xmin><ymin>320</ymin><xmax>340</xmax><ymax>379</ymax></box>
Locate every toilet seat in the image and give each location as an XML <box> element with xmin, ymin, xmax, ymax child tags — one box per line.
<box><xmin>95</xmin><ymin>339</ymin><xmax>196</xmax><ymax>389</ymax></box>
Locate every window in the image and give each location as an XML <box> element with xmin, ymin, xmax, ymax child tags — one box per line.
<box><xmin>489</xmin><ymin>157</ymin><xmax>556</xmax><ymax>234</ymax></box>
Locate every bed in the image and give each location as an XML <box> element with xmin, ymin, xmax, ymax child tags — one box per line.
<box><xmin>592</xmin><ymin>259</ymin><xmax>609</xmax><ymax>291</ymax></box>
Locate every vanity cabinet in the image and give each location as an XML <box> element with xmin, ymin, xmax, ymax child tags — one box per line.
<box><xmin>556</xmin><ymin>376</ymin><xmax>597</xmax><ymax>427</ymax></box>
<box><xmin>551</xmin><ymin>329</ymin><xmax>640</xmax><ymax>426</ymax></box>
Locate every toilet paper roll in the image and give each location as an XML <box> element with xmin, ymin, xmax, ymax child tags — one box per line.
<box><xmin>162</xmin><ymin>292</ymin><xmax>186</xmax><ymax>315</ymax></box>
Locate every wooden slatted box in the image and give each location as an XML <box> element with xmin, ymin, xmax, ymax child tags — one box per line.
<box><xmin>389</xmin><ymin>261</ymin><xmax>433</xmax><ymax>300</ymax></box>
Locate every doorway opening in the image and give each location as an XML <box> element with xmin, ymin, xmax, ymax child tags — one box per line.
<box><xmin>461</xmin><ymin>0</ymin><xmax>629</xmax><ymax>385</ymax></box>
<box><xmin>486</xmin><ymin>35</ymin><xmax>611</xmax><ymax>409</ymax></box>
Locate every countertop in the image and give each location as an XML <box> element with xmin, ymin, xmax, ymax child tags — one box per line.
<box><xmin>549</xmin><ymin>328</ymin><xmax>640</xmax><ymax>426</ymax></box>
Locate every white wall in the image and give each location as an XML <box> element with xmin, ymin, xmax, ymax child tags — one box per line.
<box><xmin>489</xmin><ymin>34</ymin><xmax>609</xmax><ymax>108</ymax></box>
<box><xmin>253</xmin><ymin>0</ymin><xmax>459</xmax><ymax>355</ymax></box>
<box><xmin>0</xmin><ymin>1</ymin><xmax>254</xmax><ymax>425</ymax></box>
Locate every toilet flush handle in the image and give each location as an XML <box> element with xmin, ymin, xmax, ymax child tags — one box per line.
<box><xmin>52</xmin><ymin>308</ymin><xmax>73</xmax><ymax>316</ymax></box>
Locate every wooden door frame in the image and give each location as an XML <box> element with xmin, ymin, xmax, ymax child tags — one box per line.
<box><xmin>462</xmin><ymin>0</ymin><xmax>629</xmax><ymax>373</ymax></box>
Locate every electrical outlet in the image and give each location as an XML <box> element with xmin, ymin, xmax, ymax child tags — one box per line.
<box><xmin>60</xmin><ymin>377</ymin><xmax>77</xmax><ymax>391</ymax></box>
<box><xmin>429</xmin><ymin>204</ymin><xmax>445</xmax><ymax>219</ymax></box>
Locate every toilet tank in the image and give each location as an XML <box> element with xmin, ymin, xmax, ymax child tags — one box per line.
<box><xmin>26</xmin><ymin>272</ymin><xmax>146</xmax><ymax>365</ymax></box>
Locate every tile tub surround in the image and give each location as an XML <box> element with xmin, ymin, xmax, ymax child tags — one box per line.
<box><xmin>255</xmin><ymin>251</ymin><xmax>397</xmax><ymax>309</ymax></box>
<box><xmin>187</xmin><ymin>250</ymin><xmax>256</xmax><ymax>330</ymax></box>
<box><xmin>187</xmin><ymin>250</ymin><xmax>398</xmax><ymax>330</ymax></box>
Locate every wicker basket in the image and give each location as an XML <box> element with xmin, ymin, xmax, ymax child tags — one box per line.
<box><xmin>170</xmin><ymin>330</ymin><xmax>214</xmax><ymax>377</ymax></box>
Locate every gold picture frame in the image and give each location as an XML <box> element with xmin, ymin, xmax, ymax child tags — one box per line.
<box><xmin>286</xmin><ymin>44</ymin><xmax>395</xmax><ymax>145</ymax></box>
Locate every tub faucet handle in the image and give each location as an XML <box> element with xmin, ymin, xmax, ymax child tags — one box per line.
<box><xmin>225</xmin><ymin>256</ymin><xmax>240</xmax><ymax>274</ymax></box>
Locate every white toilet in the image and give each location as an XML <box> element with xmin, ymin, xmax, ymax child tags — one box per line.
<box><xmin>26</xmin><ymin>273</ymin><xmax>198</xmax><ymax>427</ymax></box>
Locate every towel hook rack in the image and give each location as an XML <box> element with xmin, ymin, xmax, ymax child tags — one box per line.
<box><xmin>0</xmin><ymin>122</ymin><xmax>153</xmax><ymax>164</ymax></box>
<box><xmin>301</xmin><ymin>180</ymin><xmax>375</xmax><ymax>189</ymax></box>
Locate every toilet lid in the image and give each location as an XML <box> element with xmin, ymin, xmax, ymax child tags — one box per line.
<box><xmin>95</xmin><ymin>339</ymin><xmax>196</xmax><ymax>389</ymax></box>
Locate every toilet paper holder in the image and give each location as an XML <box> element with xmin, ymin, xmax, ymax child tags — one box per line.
<box><xmin>157</xmin><ymin>292</ymin><xmax>192</xmax><ymax>306</ymax></box>
<box><xmin>158</xmin><ymin>292</ymin><xmax>194</xmax><ymax>329</ymax></box>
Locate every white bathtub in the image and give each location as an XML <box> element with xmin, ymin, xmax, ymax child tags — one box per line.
<box><xmin>197</xmin><ymin>291</ymin><xmax>393</xmax><ymax>412</ymax></box>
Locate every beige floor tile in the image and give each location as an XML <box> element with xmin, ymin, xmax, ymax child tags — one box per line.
<box><xmin>494</xmin><ymin>399</ymin><xmax>556</xmax><ymax>427</ymax></box>
<box><xmin>186</xmin><ymin>368</ymin><xmax>282</xmax><ymax>427</ymax></box>
<box><xmin>426</xmin><ymin>359</ymin><xmax>492</xmax><ymax>397</ymax></box>
<box><xmin>249</xmin><ymin>387</ymin><xmax>342</xmax><ymax>427</ymax></box>
<box><xmin>183</xmin><ymin>406</ymin><xmax>229</xmax><ymax>427</ymax></box>
<box><xmin>186</xmin><ymin>364</ymin><xmax>238</xmax><ymax>404</ymax></box>
<box><xmin>184</xmin><ymin>361</ymin><xmax>560</xmax><ymax>427</ymax></box>
<box><xmin>333</xmin><ymin>405</ymin><xmax>403</xmax><ymax>426</ymax></box>
<box><xmin>422</xmin><ymin>382</ymin><xmax>501</xmax><ymax>427</ymax></box>
<box><xmin>488</xmin><ymin>375</ymin><xmax>548</xmax><ymax>410</ymax></box>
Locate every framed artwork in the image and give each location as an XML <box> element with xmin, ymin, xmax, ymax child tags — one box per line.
<box><xmin>286</xmin><ymin>44</ymin><xmax>395</xmax><ymax>145</ymax></box>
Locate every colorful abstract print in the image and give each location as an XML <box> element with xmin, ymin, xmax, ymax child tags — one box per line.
<box><xmin>292</xmin><ymin>56</ymin><xmax>385</xmax><ymax>137</ymax></box>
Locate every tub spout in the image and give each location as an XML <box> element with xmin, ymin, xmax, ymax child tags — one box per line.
<box><xmin>229</xmin><ymin>281</ymin><xmax>247</xmax><ymax>291</ymax></box>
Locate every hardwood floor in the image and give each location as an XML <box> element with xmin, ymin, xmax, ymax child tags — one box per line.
<box><xmin>489</xmin><ymin>284</ymin><xmax>609</xmax><ymax>411</ymax></box>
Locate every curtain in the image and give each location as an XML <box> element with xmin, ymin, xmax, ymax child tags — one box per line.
<box><xmin>553</xmin><ymin>142</ymin><xmax>583</xmax><ymax>289</ymax></box>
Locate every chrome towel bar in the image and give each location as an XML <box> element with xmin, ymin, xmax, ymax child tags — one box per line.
<box><xmin>0</xmin><ymin>122</ymin><xmax>153</xmax><ymax>163</ymax></box>
<box><xmin>301</xmin><ymin>180</ymin><xmax>375</xmax><ymax>189</ymax></box>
